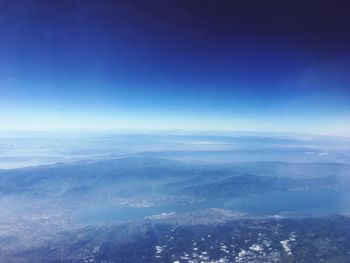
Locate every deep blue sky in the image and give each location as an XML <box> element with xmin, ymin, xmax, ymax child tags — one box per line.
<box><xmin>1</xmin><ymin>0</ymin><xmax>350</xmax><ymax>135</ymax></box>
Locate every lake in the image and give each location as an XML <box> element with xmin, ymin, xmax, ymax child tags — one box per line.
<box><xmin>73</xmin><ymin>189</ymin><xmax>350</xmax><ymax>225</ymax></box>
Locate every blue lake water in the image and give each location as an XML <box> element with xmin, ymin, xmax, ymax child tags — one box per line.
<box><xmin>73</xmin><ymin>189</ymin><xmax>350</xmax><ymax>225</ymax></box>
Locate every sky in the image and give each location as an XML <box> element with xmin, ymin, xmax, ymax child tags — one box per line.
<box><xmin>1</xmin><ymin>0</ymin><xmax>350</xmax><ymax>136</ymax></box>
